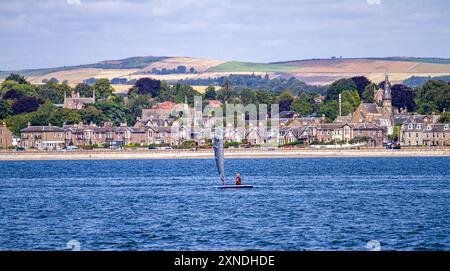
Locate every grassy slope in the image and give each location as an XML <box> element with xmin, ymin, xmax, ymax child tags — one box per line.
<box><xmin>206</xmin><ymin>61</ymin><xmax>297</xmax><ymax>72</ymax></box>
<box><xmin>0</xmin><ymin>56</ymin><xmax>168</xmax><ymax>79</ymax></box>
<box><xmin>363</xmin><ymin>57</ymin><xmax>450</xmax><ymax>65</ymax></box>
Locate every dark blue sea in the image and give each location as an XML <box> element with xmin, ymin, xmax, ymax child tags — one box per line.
<box><xmin>0</xmin><ymin>157</ymin><xmax>449</xmax><ymax>251</ymax></box>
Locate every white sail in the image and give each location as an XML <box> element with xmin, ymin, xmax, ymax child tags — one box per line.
<box><xmin>213</xmin><ymin>127</ymin><xmax>225</xmax><ymax>184</ymax></box>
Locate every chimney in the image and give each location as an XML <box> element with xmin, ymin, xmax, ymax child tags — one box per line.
<box><xmin>27</xmin><ymin>122</ymin><xmax>31</xmax><ymax>127</ymax></box>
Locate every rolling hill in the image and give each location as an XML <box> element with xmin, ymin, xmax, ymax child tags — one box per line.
<box><xmin>2</xmin><ymin>56</ymin><xmax>450</xmax><ymax>86</ymax></box>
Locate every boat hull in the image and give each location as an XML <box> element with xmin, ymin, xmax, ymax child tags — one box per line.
<box><xmin>213</xmin><ymin>185</ymin><xmax>254</xmax><ymax>189</ymax></box>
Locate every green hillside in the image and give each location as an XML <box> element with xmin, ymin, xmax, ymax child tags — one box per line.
<box><xmin>0</xmin><ymin>56</ymin><xmax>168</xmax><ymax>79</ymax></box>
<box><xmin>207</xmin><ymin>61</ymin><xmax>297</xmax><ymax>72</ymax></box>
<box><xmin>361</xmin><ymin>57</ymin><xmax>450</xmax><ymax>65</ymax></box>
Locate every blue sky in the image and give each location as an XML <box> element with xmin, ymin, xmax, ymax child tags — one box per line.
<box><xmin>1</xmin><ymin>0</ymin><xmax>449</xmax><ymax>70</ymax></box>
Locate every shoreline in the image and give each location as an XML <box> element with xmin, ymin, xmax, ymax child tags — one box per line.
<box><xmin>1</xmin><ymin>148</ymin><xmax>450</xmax><ymax>161</ymax></box>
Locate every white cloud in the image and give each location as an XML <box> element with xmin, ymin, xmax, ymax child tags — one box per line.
<box><xmin>367</xmin><ymin>0</ymin><xmax>382</xmax><ymax>5</ymax></box>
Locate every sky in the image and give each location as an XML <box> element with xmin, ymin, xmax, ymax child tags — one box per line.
<box><xmin>0</xmin><ymin>0</ymin><xmax>449</xmax><ymax>70</ymax></box>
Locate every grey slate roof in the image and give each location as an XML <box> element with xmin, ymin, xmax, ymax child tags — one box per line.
<box><xmin>21</xmin><ymin>126</ymin><xmax>65</xmax><ymax>133</ymax></box>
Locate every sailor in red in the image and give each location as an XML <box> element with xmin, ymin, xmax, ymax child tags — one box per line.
<box><xmin>235</xmin><ymin>172</ymin><xmax>241</xmax><ymax>185</ymax></box>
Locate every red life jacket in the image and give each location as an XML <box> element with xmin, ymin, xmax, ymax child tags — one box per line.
<box><xmin>236</xmin><ymin>176</ymin><xmax>241</xmax><ymax>185</ymax></box>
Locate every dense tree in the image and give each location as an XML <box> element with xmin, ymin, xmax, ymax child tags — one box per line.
<box><xmin>92</xmin><ymin>78</ymin><xmax>113</xmax><ymax>99</ymax></box>
<box><xmin>415</xmin><ymin>80</ymin><xmax>450</xmax><ymax>114</ymax></box>
<box><xmin>176</xmin><ymin>65</ymin><xmax>187</xmax><ymax>73</ymax></box>
<box><xmin>94</xmin><ymin>101</ymin><xmax>133</xmax><ymax>126</ymax></box>
<box><xmin>36</xmin><ymin>82</ymin><xmax>70</xmax><ymax>104</ymax></box>
<box><xmin>438</xmin><ymin>112</ymin><xmax>450</xmax><ymax>123</ymax></box>
<box><xmin>0</xmin><ymin>100</ymin><xmax>13</xmax><ymax>120</ymax></box>
<box><xmin>217</xmin><ymin>80</ymin><xmax>237</xmax><ymax>103</ymax></box>
<box><xmin>177</xmin><ymin>74</ymin><xmax>327</xmax><ymax>95</ymax></box>
<box><xmin>5</xmin><ymin>73</ymin><xmax>28</xmax><ymax>84</ymax></box>
<box><xmin>127</xmin><ymin>94</ymin><xmax>153</xmax><ymax>117</ymax></box>
<box><xmin>278</xmin><ymin>91</ymin><xmax>295</xmax><ymax>112</ymax></box>
<box><xmin>318</xmin><ymin>89</ymin><xmax>358</xmax><ymax>121</ymax></box>
<box><xmin>391</xmin><ymin>84</ymin><xmax>416</xmax><ymax>112</ymax></box>
<box><xmin>326</xmin><ymin>78</ymin><xmax>357</xmax><ymax>101</ymax></box>
<box><xmin>203</xmin><ymin>86</ymin><xmax>217</xmax><ymax>100</ymax></box>
<box><xmin>75</xmin><ymin>83</ymin><xmax>93</xmax><ymax>98</ymax></box>
<box><xmin>290</xmin><ymin>93</ymin><xmax>313</xmax><ymax>116</ymax></box>
<box><xmin>172</xmin><ymin>84</ymin><xmax>201</xmax><ymax>105</ymax></box>
<box><xmin>79</xmin><ymin>106</ymin><xmax>106</xmax><ymax>125</ymax></box>
<box><xmin>51</xmin><ymin>108</ymin><xmax>81</xmax><ymax>126</ymax></box>
<box><xmin>256</xmin><ymin>90</ymin><xmax>274</xmax><ymax>105</ymax></box>
<box><xmin>48</xmin><ymin>77</ymin><xmax>59</xmax><ymax>84</ymax></box>
<box><xmin>129</xmin><ymin>78</ymin><xmax>161</xmax><ymax>97</ymax></box>
<box><xmin>1</xmin><ymin>80</ymin><xmax>38</xmax><ymax>99</ymax></box>
<box><xmin>239</xmin><ymin>88</ymin><xmax>257</xmax><ymax>105</ymax></box>
<box><xmin>5</xmin><ymin>113</ymin><xmax>32</xmax><ymax>135</ymax></box>
<box><xmin>12</xmin><ymin>96</ymin><xmax>42</xmax><ymax>114</ymax></box>
<box><xmin>341</xmin><ymin>90</ymin><xmax>360</xmax><ymax>110</ymax></box>
<box><xmin>361</xmin><ymin>83</ymin><xmax>376</xmax><ymax>103</ymax></box>
<box><xmin>351</xmin><ymin>76</ymin><xmax>371</xmax><ymax>97</ymax></box>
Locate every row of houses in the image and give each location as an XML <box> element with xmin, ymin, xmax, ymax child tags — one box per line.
<box><xmin>11</xmin><ymin>116</ymin><xmax>387</xmax><ymax>149</ymax></box>
<box><xmin>400</xmin><ymin>122</ymin><xmax>450</xmax><ymax>146</ymax></box>
<box><xmin>2</xmin><ymin>116</ymin><xmax>448</xmax><ymax>151</ymax></box>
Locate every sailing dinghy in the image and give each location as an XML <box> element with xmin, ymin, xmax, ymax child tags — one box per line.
<box><xmin>212</xmin><ymin>127</ymin><xmax>253</xmax><ymax>189</ymax></box>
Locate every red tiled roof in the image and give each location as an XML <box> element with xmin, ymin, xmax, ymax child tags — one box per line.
<box><xmin>207</xmin><ymin>100</ymin><xmax>222</xmax><ymax>107</ymax></box>
<box><xmin>153</xmin><ymin>101</ymin><xmax>184</xmax><ymax>110</ymax></box>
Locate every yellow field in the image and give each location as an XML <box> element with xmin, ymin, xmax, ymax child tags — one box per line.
<box><xmin>27</xmin><ymin>68</ymin><xmax>139</xmax><ymax>85</ymax></box>
<box><xmin>17</xmin><ymin>58</ymin><xmax>450</xmax><ymax>86</ymax></box>
<box><xmin>141</xmin><ymin>57</ymin><xmax>226</xmax><ymax>73</ymax></box>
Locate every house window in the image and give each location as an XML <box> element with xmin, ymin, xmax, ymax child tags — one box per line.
<box><xmin>416</xmin><ymin>133</ymin><xmax>418</xmax><ymax>137</ymax></box>
<box><xmin>416</xmin><ymin>124</ymin><xmax>422</xmax><ymax>129</ymax></box>
<box><xmin>444</xmin><ymin>125</ymin><xmax>449</xmax><ymax>130</ymax></box>
<box><xmin>408</xmin><ymin>124</ymin><xmax>413</xmax><ymax>130</ymax></box>
<box><xmin>427</xmin><ymin>125</ymin><xmax>432</xmax><ymax>131</ymax></box>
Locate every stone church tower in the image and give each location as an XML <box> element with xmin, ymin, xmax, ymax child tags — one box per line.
<box><xmin>382</xmin><ymin>73</ymin><xmax>393</xmax><ymax>117</ymax></box>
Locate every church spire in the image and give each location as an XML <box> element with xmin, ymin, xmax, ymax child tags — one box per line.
<box><xmin>383</xmin><ymin>72</ymin><xmax>392</xmax><ymax>101</ymax></box>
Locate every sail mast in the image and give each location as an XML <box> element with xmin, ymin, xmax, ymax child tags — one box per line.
<box><xmin>213</xmin><ymin>127</ymin><xmax>225</xmax><ymax>184</ymax></box>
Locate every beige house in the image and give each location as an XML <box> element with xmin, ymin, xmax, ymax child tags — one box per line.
<box><xmin>400</xmin><ymin>122</ymin><xmax>450</xmax><ymax>146</ymax></box>
<box><xmin>0</xmin><ymin>123</ymin><xmax>13</xmax><ymax>149</ymax></box>
<box><xmin>64</xmin><ymin>90</ymin><xmax>95</xmax><ymax>109</ymax></box>
<box><xmin>352</xmin><ymin>123</ymin><xmax>385</xmax><ymax>146</ymax></box>
<box><xmin>316</xmin><ymin>123</ymin><xmax>352</xmax><ymax>143</ymax></box>
<box><xmin>20</xmin><ymin>124</ymin><xmax>65</xmax><ymax>149</ymax></box>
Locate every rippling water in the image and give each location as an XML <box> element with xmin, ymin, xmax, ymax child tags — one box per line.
<box><xmin>0</xmin><ymin>157</ymin><xmax>449</xmax><ymax>251</ymax></box>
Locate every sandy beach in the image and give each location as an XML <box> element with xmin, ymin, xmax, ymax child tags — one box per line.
<box><xmin>1</xmin><ymin>148</ymin><xmax>450</xmax><ymax>161</ymax></box>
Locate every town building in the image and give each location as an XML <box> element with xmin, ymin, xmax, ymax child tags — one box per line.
<box><xmin>400</xmin><ymin>122</ymin><xmax>450</xmax><ymax>146</ymax></box>
<box><xmin>0</xmin><ymin>123</ymin><xmax>13</xmax><ymax>149</ymax></box>
<box><xmin>351</xmin><ymin>73</ymin><xmax>394</xmax><ymax>136</ymax></box>
<box><xmin>63</xmin><ymin>89</ymin><xmax>96</xmax><ymax>109</ymax></box>
<box><xmin>20</xmin><ymin>123</ymin><xmax>65</xmax><ymax>149</ymax></box>
<box><xmin>316</xmin><ymin>123</ymin><xmax>353</xmax><ymax>143</ymax></box>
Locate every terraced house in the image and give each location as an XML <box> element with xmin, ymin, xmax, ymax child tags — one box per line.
<box><xmin>400</xmin><ymin>123</ymin><xmax>450</xmax><ymax>146</ymax></box>
<box><xmin>20</xmin><ymin>124</ymin><xmax>65</xmax><ymax>149</ymax></box>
